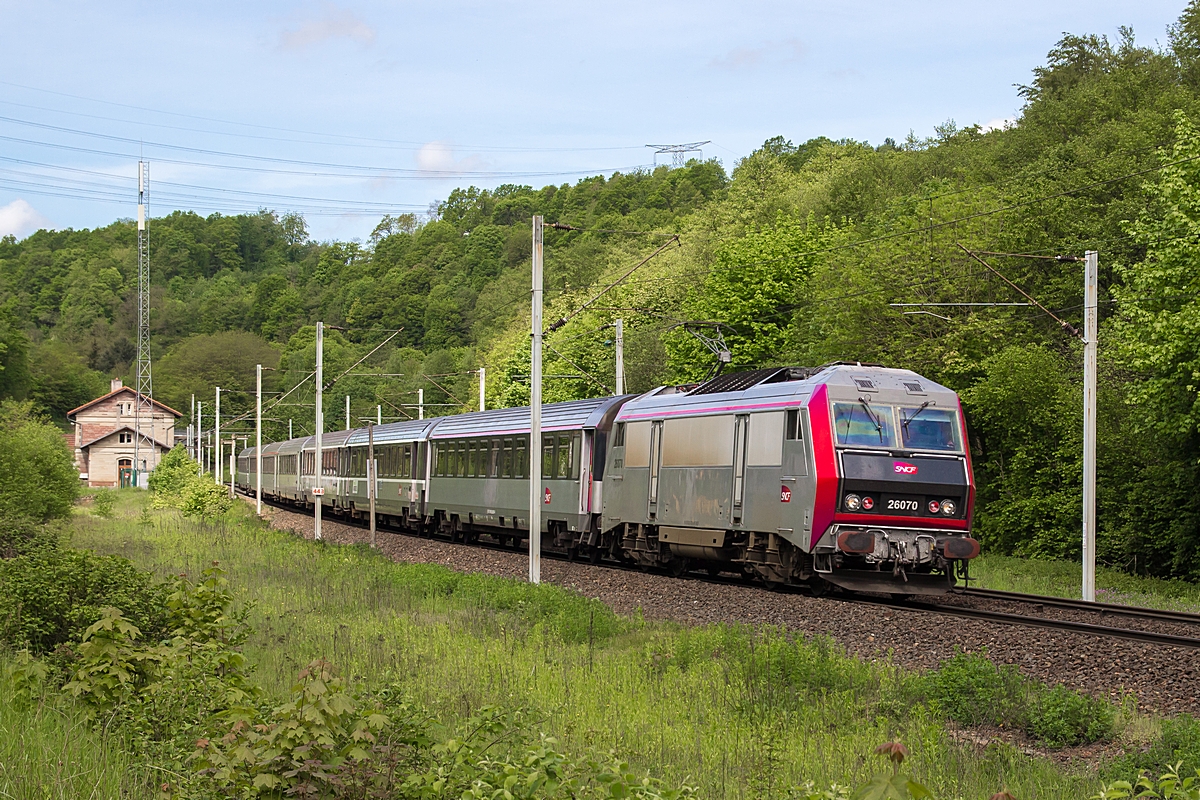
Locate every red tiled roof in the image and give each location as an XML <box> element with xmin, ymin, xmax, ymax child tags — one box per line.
<box><xmin>67</xmin><ymin>387</ymin><xmax>183</xmax><ymax>419</ymax></box>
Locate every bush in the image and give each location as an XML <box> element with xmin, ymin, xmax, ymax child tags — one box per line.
<box><xmin>0</xmin><ymin>546</ymin><xmax>167</xmax><ymax>653</ymax></box>
<box><xmin>0</xmin><ymin>401</ymin><xmax>79</xmax><ymax>522</ymax></box>
<box><xmin>923</xmin><ymin>651</ymin><xmax>1024</xmax><ymax>728</ymax></box>
<box><xmin>923</xmin><ymin>651</ymin><xmax>1113</xmax><ymax>747</ymax></box>
<box><xmin>90</xmin><ymin>489</ymin><xmax>116</xmax><ymax>518</ymax></box>
<box><xmin>148</xmin><ymin>445</ymin><xmax>196</xmax><ymax>498</ymax></box>
<box><xmin>179</xmin><ymin>479</ymin><xmax>234</xmax><ymax>522</ymax></box>
<box><xmin>0</xmin><ymin>517</ymin><xmax>59</xmax><ymax>558</ymax></box>
<box><xmin>1026</xmin><ymin>683</ymin><xmax>1114</xmax><ymax>747</ymax></box>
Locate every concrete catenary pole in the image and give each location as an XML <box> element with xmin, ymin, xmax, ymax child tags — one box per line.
<box><xmin>215</xmin><ymin>387</ymin><xmax>221</xmax><ymax>486</ymax></box>
<box><xmin>190</xmin><ymin>394</ymin><xmax>195</xmax><ymax>460</ymax></box>
<box><xmin>530</xmin><ymin>215</ymin><xmax>543</xmax><ymax>584</ymax></box>
<box><xmin>479</xmin><ymin>367</ymin><xmax>486</xmax><ymax>412</ymax></box>
<box><xmin>368</xmin><ymin>421</ymin><xmax>376</xmax><ymax>549</ymax></box>
<box><xmin>614</xmin><ymin>318</ymin><xmax>624</xmax><ymax>395</ymax></box>
<box><xmin>418</xmin><ymin>388</ymin><xmax>424</xmax><ymax>420</ymax></box>
<box><xmin>377</xmin><ymin>405</ymin><xmax>382</xmax><ymax>426</ymax></box>
<box><xmin>315</xmin><ymin>322</ymin><xmax>324</xmax><ymax>541</ymax></box>
<box><xmin>345</xmin><ymin>394</ymin><xmax>350</xmax><ymax>431</ymax></box>
<box><xmin>196</xmin><ymin>402</ymin><xmax>203</xmax><ymax>476</ymax></box>
<box><xmin>228</xmin><ymin>441</ymin><xmax>235</xmax><ymax>499</ymax></box>
<box><xmin>289</xmin><ymin>419</ymin><xmax>293</xmax><ymax>439</ymax></box>
<box><xmin>1082</xmin><ymin>250</ymin><xmax>1098</xmax><ymax>602</ymax></box>
<box><xmin>256</xmin><ymin>364</ymin><xmax>262</xmax><ymax>515</ymax></box>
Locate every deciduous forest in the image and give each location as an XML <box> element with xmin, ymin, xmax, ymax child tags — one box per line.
<box><xmin>8</xmin><ymin>7</ymin><xmax>1200</xmax><ymax>579</ymax></box>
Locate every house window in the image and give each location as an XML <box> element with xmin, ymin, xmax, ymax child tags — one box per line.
<box><xmin>119</xmin><ymin>432</ymin><xmax>132</xmax><ymax>443</ymax></box>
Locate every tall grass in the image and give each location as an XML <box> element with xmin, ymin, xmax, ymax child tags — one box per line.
<box><xmin>64</xmin><ymin>491</ymin><xmax>1101</xmax><ymax>799</ymax></box>
<box><xmin>0</xmin><ymin>669</ymin><xmax>157</xmax><ymax>800</ymax></box>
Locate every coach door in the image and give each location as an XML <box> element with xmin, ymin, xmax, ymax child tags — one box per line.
<box><xmin>731</xmin><ymin>414</ymin><xmax>749</xmax><ymax>523</ymax></box>
<box><xmin>647</xmin><ymin>421</ymin><xmax>663</xmax><ymax>519</ymax></box>
<box><xmin>118</xmin><ymin>459</ymin><xmax>133</xmax><ymax>488</ymax></box>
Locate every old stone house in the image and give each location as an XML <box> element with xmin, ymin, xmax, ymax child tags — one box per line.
<box><xmin>67</xmin><ymin>379</ymin><xmax>182</xmax><ymax>487</ymax></box>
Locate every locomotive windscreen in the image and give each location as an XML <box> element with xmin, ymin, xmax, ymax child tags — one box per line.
<box><xmin>899</xmin><ymin>407</ymin><xmax>961</xmax><ymax>452</ymax></box>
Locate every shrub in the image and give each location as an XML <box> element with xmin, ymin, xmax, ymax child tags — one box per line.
<box><xmin>0</xmin><ymin>401</ymin><xmax>79</xmax><ymax>522</ymax></box>
<box><xmin>179</xmin><ymin>479</ymin><xmax>234</xmax><ymax>522</ymax></box>
<box><xmin>923</xmin><ymin>650</ymin><xmax>1113</xmax><ymax>747</ymax></box>
<box><xmin>0</xmin><ymin>517</ymin><xmax>59</xmax><ymax>558</ymax></box>
<box><xmin>923</xmin><ymin>650</ymin><xmax>1024</xmax><ymax>728</ymax></box>
<box><xmin>0</xmin><ymin>546</ymin><xmax>167</xmax><ymax>653</ymax></box>
<box><xmin>148</xmin><ymin>445</ymin><xmax>196</xmax><ymax>498</ymax></box>
<box><xmin>1026</xmin><ymin>683</ymin><xmax>1114</xmax><ymax>747</ymax></box>
<box><xmin>90</xmin><ymin>489</ymin><xmax>116</xmax><ymax>518</ymax></box>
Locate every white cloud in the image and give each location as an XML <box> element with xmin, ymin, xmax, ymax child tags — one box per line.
<box><xmin>0</xmin><ymin>199</ymin><xmax>52</xmax><ymax>240</ymax></box>
<box><xmin>415</xmin><ymin>141</ymin><xmax>487</xmax><ymax>174</ymax></box>
<box><xmin>280</xmin><ymin>3</ymin><xmax>376</xmax><ymax>50</ymax></box>
<box><xmin>981</xmin><ymin>116</ymin><xmax>1017</xmax><ymax>133</ymax></box>
<box><xmin>709</xmin><ymin>38</ymin><xmax>806</xmax><ymax>71</ymax></box>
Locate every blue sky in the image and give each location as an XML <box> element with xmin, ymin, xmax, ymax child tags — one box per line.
<box><xmin>0</xmin><ymin>0</ymin><xmax>1187</xmax><ymax>242</ymax></box>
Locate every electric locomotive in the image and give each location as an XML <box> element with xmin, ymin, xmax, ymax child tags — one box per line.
<box><xmin>236</xmin><ymin>362</ymin><xmax>979</xmax><ymax>594</ymax></box>
<box><xmin>599</xmin><ymin>363</ymin><xmax>978</xmax><ymax>594</ymax></box>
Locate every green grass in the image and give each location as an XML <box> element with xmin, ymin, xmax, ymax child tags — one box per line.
<box><xmin>0</xmin><ymin>674</ymin><xmax>157</xmax><ymax>800</ymax></box>
<box><xmin>58</xmin><ymin>490</ymin><xmax>1106</xmax><ymax>799</ymax></box>
<box><xmin>971</xmin><ymin>554</ymin><xmax>1200</xmax><ymax>613</ymax></box>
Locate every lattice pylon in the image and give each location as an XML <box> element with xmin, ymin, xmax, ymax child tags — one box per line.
<box><xmin>133</xmin><ymin>161</ymin><xmax>154</xmax><ymax>486</ymax></box>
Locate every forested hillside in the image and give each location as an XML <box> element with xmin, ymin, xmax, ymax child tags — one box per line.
<box><xmin>7</xmin><ymin>5</ymin><xmax>1200</xmax><ymax>577</ymax></box>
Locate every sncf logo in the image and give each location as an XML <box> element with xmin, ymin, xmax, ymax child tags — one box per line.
<box><xmin>893</xmin><ymin>461</ymin><xmax>918</xmax><ymax>475</ymax></box>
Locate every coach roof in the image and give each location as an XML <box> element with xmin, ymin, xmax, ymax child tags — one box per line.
<box><xmin>427</xmin><ymin>396</ymin><xmax>631</xmax><ymax>439</ymax></box>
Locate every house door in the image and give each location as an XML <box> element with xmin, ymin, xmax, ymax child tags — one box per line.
<box><xmin>118</xmin><ymin>459</ymin><xmax>133</xmax><ymax>488</ymax></box>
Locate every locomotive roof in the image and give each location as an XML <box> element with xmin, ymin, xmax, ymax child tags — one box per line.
<box><xmin>616</xmin><ymin>364</ymin><xmax>955</xmax><ymax>419</ymax></box>
<box><xmin>427</xmin><ymin>395</ymin><xmax>632</xmax><ymax>439</ymax></box>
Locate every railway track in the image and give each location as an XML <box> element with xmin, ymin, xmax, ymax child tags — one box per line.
<box><xmin>250</xmin><ymin>493</ymin><xmax>1200</xmax><ymax>651</ymax></box>
<box><xmin>857</xmin><ymin>592</ymin><xmax>1200</xmax><ymax>650</ymax></box>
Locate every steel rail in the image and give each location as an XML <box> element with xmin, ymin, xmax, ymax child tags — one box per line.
<box><xmin>864</xmin><ymin>596</ymin><xmax>1200</xmax><ymax>649</ymax></box>
<box><xmin>956</xmin><ymin>586</ymin><xmax>1200</xmax><ymax>626</ymax></box>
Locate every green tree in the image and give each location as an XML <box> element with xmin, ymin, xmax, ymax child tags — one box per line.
<box><xmin>0</xmin><ymin>401</ymin><xmax>79</xmax><ymax>522</ymax></box>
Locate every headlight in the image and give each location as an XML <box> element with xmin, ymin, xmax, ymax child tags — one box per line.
<box><xmin>927</xmin><ymin>500</ymin><xmax>941</xmax><ymax>514</ymax></box>
<box><xmin>844</xmin><ymin>494</ymin><xmax>861</xmax><ymax>511</ymax></box>
<box><xmin>941</xmin><ymin>500</ymin><xmax>957</xmax><ymax>517</ymax></box>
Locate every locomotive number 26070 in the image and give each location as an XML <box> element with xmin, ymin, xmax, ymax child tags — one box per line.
<box><xmin>886</xmin><ymin>499</ymin><xmax>919</xmax><ymax>511</ymax></box>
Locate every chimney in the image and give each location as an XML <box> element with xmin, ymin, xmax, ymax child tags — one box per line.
<box><xmin>111</xmin><ymin>378</ymin><xmax>123</xmax><ymax>393</ymax></box>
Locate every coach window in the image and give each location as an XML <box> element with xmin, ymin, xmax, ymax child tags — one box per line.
<box><xmin>554</xmin><ymin>434</ymin><xmax>568</xmax><ymax>479</ymax></box>
<box><xmin>466</xmin><ymin>441</ymin><xmax>476</xmax><ymax>477</ymax></box>
<box><xmin>515</xmin><ymin>436</ymin><xmax>528</xmax><ymax>479</ymax></box>
<box><xmin>459</xmin><ymin>441</ymin><xmax>469</xmax><ymax>477</ymax></box>
<box><xmin>542</xmin><ymin>434</ymin><xmax>554</xmax><ymax>479</ymax></box>
<box><xmin>496</xmin><ymin>438</ymin><xmax>509</xmax><ymax>478</ymax></box>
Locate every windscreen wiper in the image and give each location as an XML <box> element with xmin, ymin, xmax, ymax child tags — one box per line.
<box><xmin>901</xmin><ymin>401</ymin><xmax>932</xmax><ymax>432</ymax></box>
<box><xmin>857</xmin><ymin>396</ymin><xmax>885</xmax><ymax>443</ymax></box>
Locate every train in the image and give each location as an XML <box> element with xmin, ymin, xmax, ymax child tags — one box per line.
<box><xmin>236</xmin><ymin>363</ymin><xmax>979</xmax><ymax>595</ymax></box>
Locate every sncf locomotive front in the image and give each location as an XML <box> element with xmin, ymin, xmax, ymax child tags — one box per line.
<box><xmin>600</xmin><ymin>363</ymin><xmax>979</xmax><ymax>594</ymax></box>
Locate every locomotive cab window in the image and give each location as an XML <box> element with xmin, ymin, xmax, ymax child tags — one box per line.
<box><xmin>612</xmin><ymin>422</ymin><xmax>625</xmax><ymax>447</ymax></box>
<box><xmin>833</xmin><ymin>401</ymin><xmax>896</xmax><ymax>448</ymax></box>
<box><xmin>785</xmin><ymin>409</ymin><xmax>800</xmax><ymax>440</ymax></box>
<box><xmin>899</xmin><ymin>406</ymin><xmax>961</xmax><ymax>452</ymax></box>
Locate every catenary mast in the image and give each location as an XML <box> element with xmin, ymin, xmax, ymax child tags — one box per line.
<box><xmin>134</xmin><ymin>161</ymin><xmax>154</xmax><ymax>488</ymax></box>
